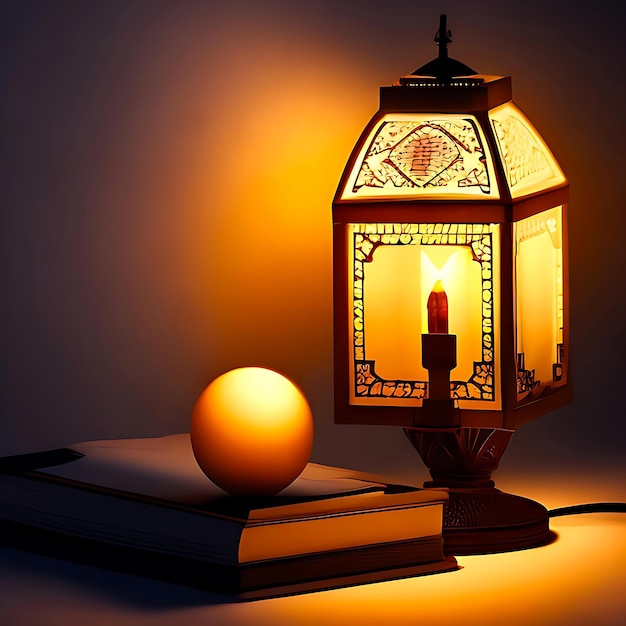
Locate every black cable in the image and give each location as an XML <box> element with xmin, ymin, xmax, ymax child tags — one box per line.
<box><xmin>548</xmin><ymin>502</ymin><xmax>626</xmax><ymax>517</ymax></box>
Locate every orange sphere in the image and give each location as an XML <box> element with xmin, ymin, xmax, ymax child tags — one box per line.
<box><xmin>190</xmin><ymin>367</ymin><xmax>314</xmax><ymax>496</ymax></box>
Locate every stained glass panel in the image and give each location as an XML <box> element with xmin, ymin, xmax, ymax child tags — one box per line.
<box><xmin>341</xmin><ymin>114</ymin><xmax>499</xmax><ymax>200</ymax></box>
<box><xmin>489</xmin><ymin>102</ymin><xmax>566</xmax><ymax>198</ymax></box>
<box><xmin>348</xmin><ymin>223</ymin><xmax>501</xmax><ymax>411</ymax></box>
<box><xmin>515</xmin><ymin>206</ymin><xmax>566</xmax><ymax>400</ymax></box>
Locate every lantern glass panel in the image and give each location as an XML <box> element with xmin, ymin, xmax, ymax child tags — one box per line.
<box><xmin>514</xmin><ymin>205</ymin><xmax>566</xmax><ymax>400</ymax></box>
<box><xmin>348</xmin><ymin>222</ymin><xmax>501</xmax><ymax>411</ymax></box>
<box><xmin>340</xmin><ymin>114</ymin><xmax>500</xmax><ymax>200</ymax></box>
<box><xmin>489</xmin><ymin>102</ymin><xmax>566</xmax><ymax>198</ymax></box>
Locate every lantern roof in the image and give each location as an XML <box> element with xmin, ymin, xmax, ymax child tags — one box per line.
<box><xmin>336</xmin><ymin>15</ymin><xmax>566</xmax><ymax>204</ymax></box>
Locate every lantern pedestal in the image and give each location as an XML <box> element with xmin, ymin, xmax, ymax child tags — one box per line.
<box><xmin>404</xmin><ymin>427</ymin><xmax>555</xmax><ymax>555</ymax></box>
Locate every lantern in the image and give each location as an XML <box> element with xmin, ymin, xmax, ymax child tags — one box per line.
<box><xmin>332</xmin><ymin>16</ymin><xmax>570</xmax><ymax>553</ymax></box>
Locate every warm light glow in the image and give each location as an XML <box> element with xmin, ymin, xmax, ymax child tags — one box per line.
<box><xmin>515</xmin><ymin>206</ymin><xmax>565</xmax><ymax>398</ymax></box>
<box><xmin>348</xmin><ymin>223</ymin><xmax>500</xmax><ymax>410</ymax></box>
<box><xmin>190</xmin><ymin>367</ymin><xmax>314</xmax><ymax>496</ymax></box>
<box><xmin>489</xmin><ymin>102</ymin><xmax>566</xmax><ymax>198</ymax></box>
<box><xmin>340</xmin><ymin>114</ymin><xmax>500</xmax><ymax>200</ymax></box>
<box><xmin>238</xmin><ymin>471</ymin><xmax>625</xmax><ymax>625</ymax></box>
<box><xmin>258</xmin><ymin>514</ymin><xmax>625</xmax><ymax>626</ymax></box>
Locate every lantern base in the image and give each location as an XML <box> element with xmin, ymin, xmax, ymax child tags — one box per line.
<box><xmin>431</xmin><ymin>487</ymin><xmax>555</xmax><ymax>555</ymax></box>
<box><xmin>404</xmin><ymin>426</ymin><xmax>555</xmax><ymax>554</ymax></box>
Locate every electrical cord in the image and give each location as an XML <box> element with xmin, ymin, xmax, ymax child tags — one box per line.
<box><xmin>548</xmin><ymin>502</ymin><xmax>626</xmax><ymax>517</ymax></box>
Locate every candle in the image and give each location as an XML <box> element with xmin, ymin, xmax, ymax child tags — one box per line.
<box><xmin>427</xmin><ymin>279</ymin><xmax>448</xmax><ymax>334</ymax></box>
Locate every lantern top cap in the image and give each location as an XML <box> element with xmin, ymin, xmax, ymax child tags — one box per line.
<box><xmin>383</xmin><ymin>14</ymin><xmax>510</xmax><ymax>111</ymax></box>
<box><xmin>402</xmin><ymin>14</ymin><xmax>480</xmax><ymax>87</ymax></box>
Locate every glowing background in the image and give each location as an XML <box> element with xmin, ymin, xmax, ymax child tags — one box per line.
<box><xmin>1</xmin><ymin>0</ymin><xmax>624</xmax><ymax>477</ymax></box>
<box><xmin>0</xmin><ymin>1</ymin><xmax>624</xmax><ymax>623</ymax></box>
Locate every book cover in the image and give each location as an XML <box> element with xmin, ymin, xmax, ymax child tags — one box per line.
<box><xmin>0</xmin><ymin>434</ymin><xmax>457</xmax><ymax>598</ymax></box>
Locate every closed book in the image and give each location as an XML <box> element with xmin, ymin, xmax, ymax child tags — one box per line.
<box><xmin>0</xmin><ymin>434</ymin><xmax>457</xmax><ymax>598</ymax></box>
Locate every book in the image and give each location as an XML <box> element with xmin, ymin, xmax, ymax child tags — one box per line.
<box><xmin>0</xmin><ymin>434</ymin><xmax>457</xmax><ymax>599</ymax></box>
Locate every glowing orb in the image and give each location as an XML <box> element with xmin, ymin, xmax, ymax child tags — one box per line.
<box><xmin>190</xmin><ymin>367</ymin><xmax>314</xmax><ymax>496</ymax></box>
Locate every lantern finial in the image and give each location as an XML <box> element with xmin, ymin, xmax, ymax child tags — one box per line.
<box><xmin>412</xmin><ymin>14</ymin><xmax>477</xmax><ymax>82</ymax></box>
<box><xmin>435</xmin><ymin>14</ymin><xmax>451</xmax><ymax>59</ymax></box>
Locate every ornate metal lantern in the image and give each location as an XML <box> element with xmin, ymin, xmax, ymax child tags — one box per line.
<box><xmin>332</xmin><ymin>16</ymin><xmax>570</xmax><ymax>553</ymax></box>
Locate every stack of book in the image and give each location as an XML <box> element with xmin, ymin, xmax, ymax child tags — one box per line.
<box><xmin>0</xmin><ymin>434</ymin><xmax>456</xmax><ymax>599</ymax></box>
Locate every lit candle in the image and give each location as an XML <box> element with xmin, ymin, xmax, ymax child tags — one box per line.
<box><xmin>427</xmin><ymin>279</ymin><xmax>448</xmax><ymax>334</ymax></box>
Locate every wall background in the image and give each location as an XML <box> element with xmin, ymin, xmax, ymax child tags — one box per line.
<box><xmin>1</xmin><ymin>0</ymin><xmax>624</xmax><ymax>482</ymax></box>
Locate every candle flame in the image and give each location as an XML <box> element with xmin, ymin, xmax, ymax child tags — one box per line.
<box><xmin>432</xmin><ymin>279</ymin><xmax>445</xmax><ymax>293</ymax></box>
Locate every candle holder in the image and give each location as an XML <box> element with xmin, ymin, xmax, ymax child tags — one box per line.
<box><xmin>419</xmin><ymin>333</ymin><xmax>459</xmax><ymax>427</ymax></box>
<box><xmin>412</xmin><ymin>285</ymin><xmax>550</xmax><ymax>553</ymax></box>
<box><xmin>332</xmin><ymin>15</ymin><xmax>570</xmax><ymax>554</ymax></box>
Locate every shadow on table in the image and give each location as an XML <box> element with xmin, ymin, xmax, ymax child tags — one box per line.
<box><xmin>0</xmin><ymin>546</ymin><xmax>238</xmax><ymax>608</ymax></box>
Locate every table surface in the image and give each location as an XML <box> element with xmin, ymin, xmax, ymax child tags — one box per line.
<box><xmin>1</xmin><ymin>468</ymin><xmax>624</xmax><ymax>626</ymax></box>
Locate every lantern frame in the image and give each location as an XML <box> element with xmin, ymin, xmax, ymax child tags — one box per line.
<box><xmin>332</xmin><ymin>76</ymin><xmax>571</xmax><ymax>432</ymax></box>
